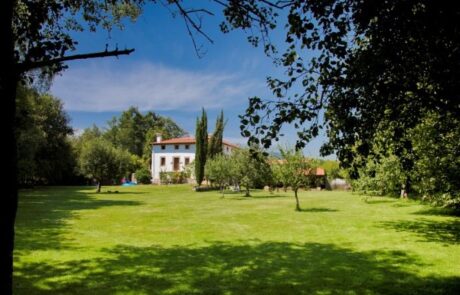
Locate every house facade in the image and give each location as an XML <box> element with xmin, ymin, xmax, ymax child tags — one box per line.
<box><xmin>151</xmin><ymin>135</ymin><xmax>238</xmax><ymax>183</ymax></box>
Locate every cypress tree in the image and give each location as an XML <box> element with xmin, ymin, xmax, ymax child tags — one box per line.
<box><xmin>195</xmin><ymin>109</ymin><xmax>208</xmax><ymax>186</ymax></box>
<box><xmin>208</xmin><ymin>110</ymin><xmax>224</xmax><ymax>159</ymax></box>
<box><xmin>215</xmin><ymin>110</ymin><xmax>224</xmax><ymax>154</ymax></box>
<box><xmin>195</xmin><ymin>117</ymin><xmax>202</xmax><ymax>185</ymax></box>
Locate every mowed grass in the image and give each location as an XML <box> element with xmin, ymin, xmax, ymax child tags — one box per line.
<box><xmin>14</xmin><ymin>185</ymin><xmax>460</xmax><ymax>294</ymax></box>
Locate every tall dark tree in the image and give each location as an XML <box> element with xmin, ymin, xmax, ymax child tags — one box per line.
<box><xmin>16</xmin><ymin>86</ymin><xmax>74</xmax><ymax>185</ymax></box>
<box><xmin>208</xmin><ymin>110</ymin><xmax>225</xmax><ymax>159</ymax></box>
<box><xmin>195</xmin><ymin>109</ymin><xmax>208</xmax><ymax>186</ymax></box>
<box><xmin>104</xmin><ymin>107</ymin><xmax>185</xmax><ymax>158</ymax></box>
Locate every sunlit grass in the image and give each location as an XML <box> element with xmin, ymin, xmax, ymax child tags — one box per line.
<box><xmin>14</xmin><ymin>185</ymin><xmax>460</xmax><ymax>294</ymax></box>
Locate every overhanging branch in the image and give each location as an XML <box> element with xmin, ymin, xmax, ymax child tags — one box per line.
<box><xmin>17</xmin><ymin>48</ymin><xmax>135</xmax><ymax>73</ymax></box>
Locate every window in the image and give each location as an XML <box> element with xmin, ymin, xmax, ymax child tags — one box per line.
<box><xmin>185</xmin><ymin>144</ymin><xmax>190</xmax><ymax>150</ymax></box>
<box><xmin>161</xmin><ymin>145</ymin><xmax>165</xmax><ymax>150</ymax></box>
<box><xmin>160</xmin><ymin>157</ymin><xmax>166</xmax><ymax>166</ymax></box>
<box><xmin>173</xmin><ymin>157</ymin><xmax>180</xmax><ymax>171</ymax></box>
<box><xmin>185</xmin><ymin>157</ymin><xmax>190</xmax><ymax>166</ymax></box>
<box><xmin>174</xmin><ymin>145</ymin><xmax>179</xmax><ymax>150</ymax></box>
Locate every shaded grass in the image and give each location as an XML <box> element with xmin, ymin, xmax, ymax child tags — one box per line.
<box><xmin>14</xmin><ymin>185</ymin><xmax>460</xmax><ymax>294</ymax></box>
<box><xmin>379</xmin><ymin>219</ymin><xmax>460</xmax><ymax>244</ymax></box>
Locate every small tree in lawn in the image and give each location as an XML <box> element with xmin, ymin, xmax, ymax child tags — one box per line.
<box><xmin>232</xmin><ymin>148</ymin><xmax>272</xmax><ymax>197</ymax></box>
<box><xmin>79</xmin><ymin>138</ymin><xmax>131</xmax><ymax>193</ymax></box>
<box><xmin>205</xmin><ymin>154</ymin><xmax>231</xmax><ymax>197</ymax></box>
<box><xmin>270</xmin><ymin>160</ymin><xmax>284</xmax><ymax>192</ymax></box>
<box><xmin>277</xmin><ymin>147</ymin><xmax>311</xmax><ymax>211</ymax></box>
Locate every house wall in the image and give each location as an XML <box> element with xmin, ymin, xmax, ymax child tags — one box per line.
<box><xmin>151</xmin><ymin>144</ymin><xmax>196</xmax><ymax>183</ymax></box>
<box><xmin>223</xmin><ymin>145</ymin><xmax>234</xmax><ymax>155</ymax></box>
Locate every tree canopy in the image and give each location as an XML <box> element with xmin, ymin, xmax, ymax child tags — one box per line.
<box><xmin>16</xmin><ymin>86</ymin><xmax>74</xmax><ymax>185</ymax></box>
<box><xmin>104</xmin><ymin>106</ymin><xmax>185</xmax><ymax>160</ymax></box>
<box><xmin>232</xmin><ymin>148</ymin><xmax>272</xmax><ymax>197</ymax></box>
<box><xmin>232</xmin><ymin>1</ymin><xmax>460</xmax><ymax>176</ymax></box>
<box><xmin>79</xmin><ymin>137</ymin><xmax>132</xmax><ymax>193</ymax></box>
<box><xmin>275</xmin><ymin>147</ymin><xmax>313</xmax><ymax>211</ymax></box>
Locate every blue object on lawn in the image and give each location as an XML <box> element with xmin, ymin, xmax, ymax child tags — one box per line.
<box><xmin>122</xmin><ymin>181</ymin><xmax>137</xmax><ymax>186</ymax></box>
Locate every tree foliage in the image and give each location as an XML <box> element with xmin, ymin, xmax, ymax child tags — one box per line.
<box><xmin>78</xmin><ymin>138</ymin><xmax>132</xmax><ymax>192</ymax></box>
<box><xmin>16</xmin><ymin>86</ymin><xmax>75</xmax><ymax>185</ymax></box>
<box><xmin>231</xmin><ymin>148</ymin><xmax>272</xmax><ymax>197</ymax></box>
<box><xmin>275</xmin><ymin>148</ymin><xmax>312</xmax><ymax>211</ymax></box>
<box><xmin>104</xmin><ymin>106</ymin><xmax>185</xmax><ymax>163</ymax></box>
<box><xmin>135</xmin><ymin>167</ymin><xmax>152</xmax><ymax>184</ymax></box>
<box><xmin>205</xmin><ymin>154</ymin><xmax>232</xmax><ymax>196</ymax></box>
<box><xmin>410</xmin><ymin>113</ymin><xmax>460</xmax><ymax>200</ymax></box>
<box><xmin>208</xmin><ymin>110</ymin><xmax>225</xmax><ymax>159</ymax></box>
<box><xmin>203</xmin><ymin>147</ymin><xmax>272</xmax><ymax>197</ymax></box>
<box><xmin>225</xmin><ymin>1</ymin><xmax>460</xmax><ymax>191</ymax></box>
<box><xmin>195</xmin><ymin>108</ymin><xmax>208</xmax><ymax>186</ymax></box>
<box><xmin>354</xmin><ymin>112</ymin><xmax>460</xmax><ymax>209</ymax></box>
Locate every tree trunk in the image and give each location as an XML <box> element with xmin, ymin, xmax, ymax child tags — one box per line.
<box><xmin>245</xmin><ymin>186</ymin><xmax>250</xmax><ymax>197</ymax></box>
<box><xmin>405</xmin><ymin>176</ymin><xmax>411</xmax><ymax>198</ymax></box>
<box><xmin>1</xmin><ymin>1</ymin><xmax>18</xmax><ymax>293</ymax></box>
<box><xmin>294</xmin><ymin>188</ymin><xmax>301</xmax><ymax>211</ymax></box>
<box><xmin>400</xmin><ymin>177</ymin><xmax>411</xmax><ymax>199</ymax></box>
<box><xmin>96</xmin><ymin>182</ymin><xmax>102</xmax><ymax>193</ymax></box>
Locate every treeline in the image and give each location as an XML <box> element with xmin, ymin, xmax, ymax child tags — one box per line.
<box><xmin>351</xmin><ymin>113</ymin><xmax>460</xmax><ymax>210</ymax></box>
<box><xmin>16</xmin><ymin>86</ymin><xmax>185</xmax><ymax>189</ymax></box>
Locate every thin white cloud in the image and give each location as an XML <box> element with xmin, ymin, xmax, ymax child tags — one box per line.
<box><xmin>51</xmin><ymin>61</ymin><xmax>263</xmax><ymax>112</ymax></box>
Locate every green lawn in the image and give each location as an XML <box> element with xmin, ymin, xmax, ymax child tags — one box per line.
<box><xmin>14</xmin><ymin>185</ymin><xmax>460</xmax><ymax>294</ymax></box>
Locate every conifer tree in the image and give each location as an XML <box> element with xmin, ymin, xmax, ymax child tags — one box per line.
<box><xmin>208</xmin><ymin>110</ymin><xmax>225</xmax><ymax>159</ymax></box>
<box><xmin>195</xmin><ymin>109</ymin><xmax>208</xmax><ymax>186</ymax></box>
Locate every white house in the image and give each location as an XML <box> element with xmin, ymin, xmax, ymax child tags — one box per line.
<box><xmin>151</xmin><ymin>135</ymin><xmax>238</xmax><ymax>183</ymax></box>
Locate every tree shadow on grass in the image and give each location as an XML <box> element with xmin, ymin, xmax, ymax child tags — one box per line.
<box><xmin>251</xmin><ymin>194</ymin><xmax>288</xmax><ymax>199</ymax></box>
<box><xmin>16</xmin><ymin>188</ymin><xmax>142</xmax><ymax>252</ymax></box>
<box><xmin>14</xmin><ymin>241</ymin><xmax>460</xmax><ymax>294</ymax></box>
<box><xmin>298</xmin><ymin>207</ymin><xmax>339</xmax><ymax>213</ymax></box>
<box><xmin>379</xmin><ymin>219</ymin><xmax>460</xmax><ymax>244</ymax></box>
<box><xmin>228</xmin><ymin>194</ymin><xmax>288</xmax><ymax>200</ymax></box>
<box><xmin>412</xmin><ymin>207</ymin><xmax>460</xmax><ymax>217</ymax></box>
<box><xmin>102</xmin><ymin>191</ymin><xmax>148</xmax><ymax>195</ymax></box>
<box><xmin>364</xmin><ymin>198</ymin><xmax>397</xmax><ymax>204</ymax></box>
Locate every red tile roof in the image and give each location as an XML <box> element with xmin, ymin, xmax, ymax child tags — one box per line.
<box><xmin>153</xmin><ymin>137</ymin><xmax>195</xmax><ymax>145</ymax></box>
<box><xmin>153</xmin><ymin>137</ymin><xmax>239</xmax><ymax>148</ymax></box>
<box><xmin>315</xmin><ymin>167</ymin><xmax>326</xmax><ymax>176</ymax></box>
<box><xmin>304</xmin><ymin>167</ymin><xmax>326</xmax><ymax>176</ymax></box>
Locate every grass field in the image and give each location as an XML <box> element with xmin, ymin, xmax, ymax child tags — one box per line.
<box><xmin>14</xmin><ymin>185</ymin><xmax>460</xmax><ymax>294</ymax></box>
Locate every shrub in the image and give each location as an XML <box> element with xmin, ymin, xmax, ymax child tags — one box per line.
<box><xmin>159</xmin><ymin>171</ymin><xmax>187</xmax><ymax>184</ymax></box>
<box><xmin>423</xmin><ymin>193</ymin><xmax>460</xmax><ymax>211</ymax></box>
<box><xmin>135</xmin><ymin>168</ymin><xmax>151</xmax><ymax>184</ymax></box>
<box><xmin>159</xmin><ymin>171</ymin><xmax>170</xmax><ymax>184</ymax></box>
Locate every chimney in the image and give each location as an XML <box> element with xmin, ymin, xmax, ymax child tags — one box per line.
<box><xmin>156</xmin><ymin>134</ymin><xmax>162</xmax><ymax>143</ymax></box>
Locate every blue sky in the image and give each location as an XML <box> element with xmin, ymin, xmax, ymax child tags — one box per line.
<box><xmin>51</xmin><ymin>2</ymin><xmax>331</xmax><ymax>158</ymax></box>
